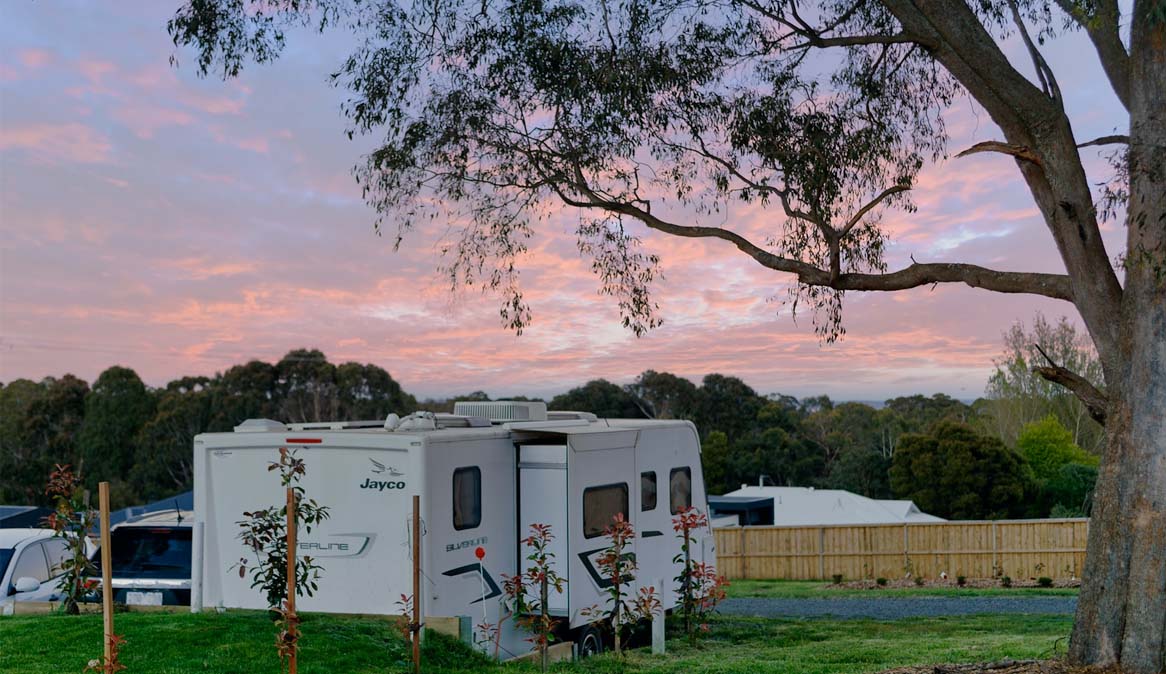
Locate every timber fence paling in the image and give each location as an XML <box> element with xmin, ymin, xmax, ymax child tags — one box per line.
<box><xmin>713</xmin><ymin>518</ymin><xmax>1089</xmax><ymax>581</ymax></box>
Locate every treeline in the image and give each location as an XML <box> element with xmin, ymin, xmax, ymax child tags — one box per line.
<box><xmin>0</xmin><ymin>349</ymin><xmax>415</xmax><ymax>509</ymax></box>
<box><xmin>548</xmin><ymin>373</ymin><xmax>1099</xmax><ymax>520</ymax></box>
<box><xmin>2</xmin><ymin>339</ymin><xmax>1102</xmax><ymax>520</ymax></box>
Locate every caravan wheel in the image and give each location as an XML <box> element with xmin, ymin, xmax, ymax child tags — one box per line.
<box><xmin>576</xmin><ymin>625</ymin><xmax>605</xmax><ymax>658</ymax></box>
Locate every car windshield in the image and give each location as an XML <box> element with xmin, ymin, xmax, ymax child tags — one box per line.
<box><xmin>0</xmin><ymin>548</ymin><xmax>12</xmax><ymax>580</ymax></box>
<box><xmin>95</xmin><ymin>528</ymin><xmax>192</xmax><ymax>580</ymax></box>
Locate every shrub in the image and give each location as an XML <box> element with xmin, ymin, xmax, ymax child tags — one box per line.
<box><xmin>502</xmin><ymin>523</ymin><xmax>564</xmax><ymax>671</ymax></box>
<box><xmin>672</xmin><ymin>507</ymin><xmax>726</xmax><ymax>644</ymax></box>
<box><xmin>1001</xmin><ymin>576</ymin><xmax>1012</xmax><ymax>588</ymax></box>
<box><xmin>913</xmin><ymin>576</ymin><xmax>925</xmax><ymax>586</ymax></box>
<box><xmin>957</xmin><ymin>575</ymin><xmax>967</xmax><ymax>587</ymax></box>
<box><xmin>1038</xmin><ymin>577</ymin><xmax>1054</xmax><ymax>588</ymax></box>
<box><xmin>43</xmin><ymin>464</ymin><xmax>97</xmax><ymax>615</ymax></box>
<box><xmin>581</xmin><ymin>514</ymin><xmax>659</xmax><ymax>656</ymax></box>
<box><xmin>831</xmin><ymin>574</ymin><xmax>843</xmax><ymax>585</ymax></box>
<box><xmin>876</xmin><ymin>577</ymin><xmax>887</xmax><ymax>586</ymax></box>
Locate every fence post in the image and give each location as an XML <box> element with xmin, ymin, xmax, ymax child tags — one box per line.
<box><xmin>991</xmin><ymin>520</ymin><xmax>999</xmax><ymax>577</ymax></box>
<box><xmin>739</xmin><ymin>527</ymin><xmax>748</xmax><ymax>580</ymax></box>
<box><xmin>99</xmin><ymin>482</ymin><xmax>113</xmax><ymax>666</ymax></box>
<box><xmin>902</xmin><ymin>524</ymin><xmax>909</xmax><ymax>576</ymax></box>
<box><xmin>818</xmin><ymin>528</ymin><xmax>825</xmax><ymax>580</ymax></box>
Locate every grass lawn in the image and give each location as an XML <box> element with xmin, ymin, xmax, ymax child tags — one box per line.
<box><xmin>0</xmin><ymin>610</ymin><xmax>1071</xmax><ymax>674</ymax></box>
<box><xmin>726</xmin><ymin>580</ymin><xmax>1080</xmax><ymax>599</ymax></box>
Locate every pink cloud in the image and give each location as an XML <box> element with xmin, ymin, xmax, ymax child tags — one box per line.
<box><xmin>112</xmin><ymin>104</ymin><xmax>195</xmax><ymax>139</ymax></box>
<box><xmin>0</xmin><ymin>123</ymin><xmax>113</xmax><ymax>164</ymax></box>
<box><xmin>19</xmin><ymin>48</ymin><xmax>53</xmax><ymax>68</ymax></box>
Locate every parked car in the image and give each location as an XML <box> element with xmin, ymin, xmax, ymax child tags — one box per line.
<box><xmin>0</xmin><ymin>528</ymin><xmax>82</xmax><ymax>614</ymax></box>
<box><xmin>91</xmin><ymin>509</ymin><xmax>193</xmax><ymax>606</ymax></box>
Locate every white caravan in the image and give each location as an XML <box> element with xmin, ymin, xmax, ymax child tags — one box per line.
<box><xmin>192</xmin><ymin>401</ymin><xmax>715</xmax><ymax>659</ymax></box>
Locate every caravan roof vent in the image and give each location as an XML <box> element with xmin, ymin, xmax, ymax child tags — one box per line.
<box><xmin>546</xmin><ymin>410</ymin><xmax>598</xmax><ymax>422</ymax></box>
<box><xmin>453</xmin><ymin>400</ymin><xmax>547</xmax><ymax>423</ymax></box>
<box><xmin>235</xmin><ymin>419</ymin><xmax>287</xmax><ymax>433</ymax></box>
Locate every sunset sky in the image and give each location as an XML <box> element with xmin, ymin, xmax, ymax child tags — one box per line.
<box><xmin>0</xmin><ymin>2</ymin><xmax>1127</xmax><ymax>402</ymax></box>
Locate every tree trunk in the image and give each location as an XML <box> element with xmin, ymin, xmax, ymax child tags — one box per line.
<box><xmin>1070</xmin><ymin>6</ymin><xmax>1166</xmax><ymax>671</ymax></box>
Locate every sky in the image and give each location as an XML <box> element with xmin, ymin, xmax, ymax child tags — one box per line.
<box><xmin>0</xmin><ymin>1</ymin><xmax>1127</xmax><ymax>402</ymax></box>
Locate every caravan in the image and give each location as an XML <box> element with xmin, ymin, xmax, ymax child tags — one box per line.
<box><xmin>192</xmin><ymin>401</ymin><xmax>715</xmax><ymax>658</ymax></box>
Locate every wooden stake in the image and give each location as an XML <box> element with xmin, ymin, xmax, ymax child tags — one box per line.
<box><xmin>98</xmin><ymin>482</ymin><xmax>113</xmax><ymax>665</ymax></box>
<box><xmin>286</xmin><ymin>486</ymin><xmax>297</xmax><ymax>674</ymax></box>
<box><xmin>412</xmin><ymin>494</ymin><xmax>421</xmax><ymax>674</ymax></box>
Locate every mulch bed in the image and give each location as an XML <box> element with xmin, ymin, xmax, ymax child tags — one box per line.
<box><xmin>834</xmin><ymin>578</ymin><xmax>1082</xmax><ymax>590</ymax></box>
<box><xmin>878</xmin><ymin>659</ymin><xmax>1122</xmax><ymax>674</ymax></box>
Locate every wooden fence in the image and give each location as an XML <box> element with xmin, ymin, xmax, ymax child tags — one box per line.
<box><xmin>713</xmin><ymin>518</ymin><xmax>1089</xmax><ymax>581</ymax></box>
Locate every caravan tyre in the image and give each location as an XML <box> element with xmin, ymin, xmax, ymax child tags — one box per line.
<box><xmin>576</xmin><ymin>625</ymin><xmax>604</xmax><ymax>658</ymax></box>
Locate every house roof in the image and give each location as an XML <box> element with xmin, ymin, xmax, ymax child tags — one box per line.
<box><xmin>721</xmin><ymin>486</ymin><xmax>945</xmax><ymax>526</ymax></box>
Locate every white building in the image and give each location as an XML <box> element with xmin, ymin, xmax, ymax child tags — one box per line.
<box><xmin>711</xmin><ymin>486</ymin><xmax>944</xmax><ymax>527</ymax></box>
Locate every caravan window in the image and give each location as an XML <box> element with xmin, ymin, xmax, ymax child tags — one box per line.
<box><xmin>453</xmin><ymin>466</ymin><xmax>482</xmax><ymax>530</ymax></box>
<box><xmin>583</xmin><ymin>483</ymin><xmax>628</xmax><ymax>539</ymax></box>
<box><xmin>641</xmin><ymin>471</ymin><xmax>657</xmax><ymax>511</ymax></box>
<box><xmin>669</xmin><ymin>467</ymin><xmax>692</xmax><ymax>514</ymax></box>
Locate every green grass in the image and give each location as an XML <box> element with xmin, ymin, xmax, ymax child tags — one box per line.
<box><xmin>0</xmin><ymin>610</ymin><xmax>1071</xmax><ymax>674</ymax></box>
<box><xmin>727</xmin><ymin>579</ymin><xmax>1080</xmax><ymax>599</ymax></box>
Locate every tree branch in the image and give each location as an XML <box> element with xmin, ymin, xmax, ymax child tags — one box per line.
<box><xmin>840</xmin><ymin>184</ymin><xmax>911</xmax><ymax>237</ymax></box>
<box><xmin>1031</xmin><ymin>343</ymin><xmax>1108</xmax><ymax>425</ymax></box>
<box><xmin>1008</xmin><ymin>0</ymin><xmax>1062</xmax><ymax>104</ymax></box>
<box><xmin>554</xmin><ymin>173</ymin><xmax>1075</xmax><ymax>302</ymax></box>
<box><xmin>1077</xmin><ymin>134</ymin><xmax>1129</xmax><ymax>148</ymax></box>
<box><xmin>955</xmin><ymin>140</ymin><xmax>1042</xmax><ymax>166</ymax></box>
<box><xmin>1053</xmin><ymin>0</ymin><xmax>1130</xmax><ymax>110</ymax></box>
<box><xmin>794</xmin><ymin>32</ymin><xmax>920</xmax><ymax>49</ymax></box>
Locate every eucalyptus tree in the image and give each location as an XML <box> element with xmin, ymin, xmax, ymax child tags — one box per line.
<box><xmin>168</xmin><ymin>0</ymin><xmax>1164</xmax><ymax>669</ymax></box>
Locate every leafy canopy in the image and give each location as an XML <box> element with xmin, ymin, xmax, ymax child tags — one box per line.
<box><xmin>168</xmin><ymin>0</ymin><xmax>960</xmax><ymax>338</ymax></box>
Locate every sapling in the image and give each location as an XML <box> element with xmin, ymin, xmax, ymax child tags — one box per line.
<box><xmin>672</xmin><ymin>506</ymin><xmax>728</xmax><ymax>642</ymax></box>
<box><xmin>501</xmin><ymin>523</ymin><xmax>564</xmax><ymax>671</ymax></box>
<box><xmin>581</xmin><ymin>514</ymin><xmax>660</xmax><ymax>656</ymax></box>
<box><xmin>43</xmin><ymin>464</ymin><xmax>96</xmax><ymax>615</ymax></box>
<box><xmin>235</xmin><ymin>448</ymin><xmax>330</xmax><ymax>672</ymax></box>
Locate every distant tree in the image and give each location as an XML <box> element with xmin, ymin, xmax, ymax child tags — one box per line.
<box><xmin>884</xmin><ymin>394</ymin><xmax>975</xmax><ymax>431</ymax></box>
<box><xmin>983</xmin><ymin>314</ymin><xmax>1105</xmax><ymax>453</ymax></box>
<box><xmin>1046</xmin><ymin>463</ymin><xmax>1099</xmax><ymax>518</ymax></box>
<box><xmin>77</xmin><ymin>366</ymin><xmax>155</xmax><ymax>497</ymax></box>
<box><xmin>14</xmin><ymin>376</ymin><xmax>89</xmax><ymax>506</ymax></box>
<box><xmin>733</xmin><ymin>427</ymin><xmax>823</xmax><ymax>488</ymax></box>
<box><xmin>335</xmin><ymin>361</ymin><xmax>416</xmax><ymax>419</ymax></box>
<box><xmin>131</xmin><ymin>377</ymin><xmax>215</xmax><ymax>500</ymax></box>
<box><xmin>692</xmin><ymin>375</ymin><xmax>763</xmax><ymax>444</ymax></box>
<box><xmin>1017</xmin><ymin>415</ymin><xmax>1098</xmax><ymax>484</ymax></box>
<box><xmin>625</xmin><ymin>370</ymin><xmax>698</xmax><ymax>419</ymax></box>
<box><xmin>277</xmin><ymin>349</ymin><xmax>339</xmax><ymax>423</ymax></box>
<box><xmin>211</xmin><ymin>360</ymin><xmax>281</xmax><ymax>427</ymax></box>
<box><xmin>0</xmin><ymin>379</ymin><xmax>48</xmax><ymax>504</ymax></box>
<box><xmin>820</xmin><ymin>447</ymin><xmax>892</xmax><ymax>499</ymax></box>
<box><xmin>700</xmin><ymin>431</ymin><xmax>732</xmax><ymax>495</ymax></box>
<box><xmin>890</xmin><ymin>421</ymin><xmax>1034</xmax><ymax>520</ymax></box>
<box><xmin>549</xmin><ymin>379</ymin><xmax>644</xmax><ymax>418</ymax></box>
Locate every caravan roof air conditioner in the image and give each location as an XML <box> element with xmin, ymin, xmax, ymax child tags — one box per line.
<box><xmin>452</xmin><ymin>400</ymin><xmax>548</xmax><ymax>423</ymax></box>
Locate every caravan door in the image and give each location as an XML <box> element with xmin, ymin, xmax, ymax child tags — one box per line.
<box><xmin>566</xmin><ymin>431</ymin><xmax>638</xmax><ymax>627</ymax></box>
<box><xmin>517</xmin><ymin>443</ymin><xmax>569</xmax><ymax>614</ymax></box>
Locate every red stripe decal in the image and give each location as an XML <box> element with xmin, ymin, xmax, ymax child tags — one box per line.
<box><xmin>285</xmin><ymin>438</ymin><xmax>323</xmax><ymax>444</ymax></box>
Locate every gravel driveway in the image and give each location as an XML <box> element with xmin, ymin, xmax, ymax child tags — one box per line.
<box><xmin>719</xmin><ymin>596</ymin><xmax>1078</xmax><ymax>619</ymax></box>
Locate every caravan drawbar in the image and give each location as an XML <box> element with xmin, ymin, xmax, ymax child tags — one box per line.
<box><xmin>192</xmin><ymin>401</ymin><xmax>715</xmax><ymax>659</ymax></box>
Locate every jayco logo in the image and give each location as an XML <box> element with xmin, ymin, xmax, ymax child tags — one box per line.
<box><xmin>360</xmin><ymin>478</ymin><xmax>406</xmax><ymax>491</ymax></box>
